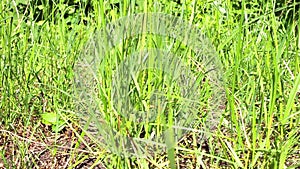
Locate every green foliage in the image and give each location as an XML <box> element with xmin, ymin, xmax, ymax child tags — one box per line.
<box><xmin>40</xmin><ymin>112</ymin><xmax>66</xmax><ymax>132</ymax></box>
<box><xmin>0</xmin><ymin>0</ymin><xmax>299</xmax><ymax>168</ymax></box>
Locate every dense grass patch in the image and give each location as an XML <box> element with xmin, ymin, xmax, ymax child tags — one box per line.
<box><xmin>0</xmin><ymin>0</ymin><xmax>299</xmax><ymax>168</ymax></box>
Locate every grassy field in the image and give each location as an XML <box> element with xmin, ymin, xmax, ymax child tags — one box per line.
<box><xmin>0</xmin><ymin>0</ymin><xmax>299</xmax><ymax>168</ymax></box>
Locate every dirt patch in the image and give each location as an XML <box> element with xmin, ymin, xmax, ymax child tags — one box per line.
<box><xmin>0</xmin><ymin>117</ymin><xmax>105</xmax><ymax>169</ymax></box>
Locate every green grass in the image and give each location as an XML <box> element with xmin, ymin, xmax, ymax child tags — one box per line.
<box><xmin>0</xmin><ymin>0</ymin><xmax>299</xmax><ymax>168</ymax></box>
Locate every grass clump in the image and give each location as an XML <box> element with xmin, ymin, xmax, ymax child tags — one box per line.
<box><xmin>0</xmin><ymin>0</ymin><xmax>299</xmax><ymax>168</ymax></box>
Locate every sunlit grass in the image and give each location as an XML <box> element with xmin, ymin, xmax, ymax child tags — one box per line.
<box><xmin>0</xmin><ymin>0</ymin><xmax>299</xmax><ymax>168</ymax></box>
